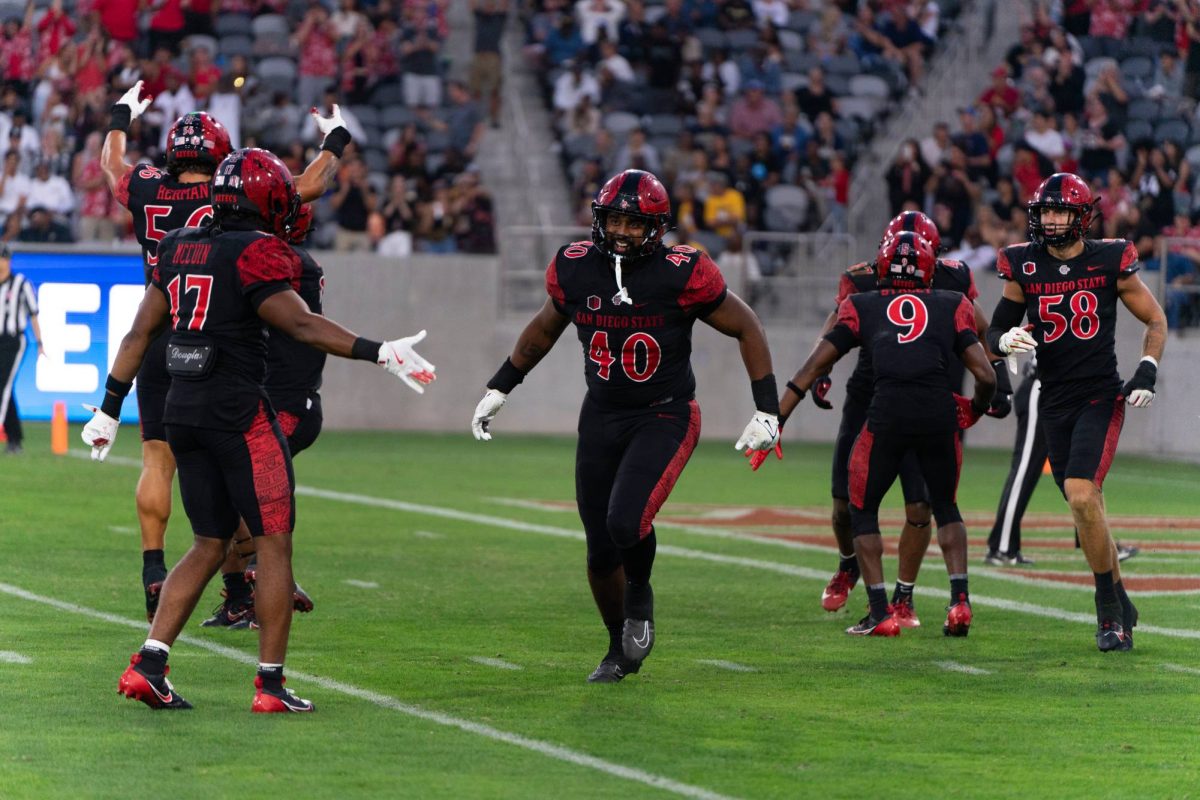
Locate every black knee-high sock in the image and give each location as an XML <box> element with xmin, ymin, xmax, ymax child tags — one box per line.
<box><xmin>622</xmin><ymin>530</ymin><xmax>657</xmax><ymax>620</ymax></box>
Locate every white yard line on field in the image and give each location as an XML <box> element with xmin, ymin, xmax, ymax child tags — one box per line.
<box><xmin>0</xmin><ymin>651</ymin><xmax>32</xmax><ymax>664</ymax></box>
<box><xmin>107</xmin><ymin>525</ymin><xmax>136</xmax><ymax>534</ymax></box>
<box><xmin>696</xmin><ymin>660</ymin><xmax>757</xmax><ymax>673</ymax></box>
<box><xmin>65</xmin><ymin>450</ymin><xmax>1200</xmax><ymax>641</ymax></box>
<box><xmin>470</xmin><ymin>656</ymin><xmax>523</xmax><ymax>671</ymax></box>
<box><xmin>0</xmin><ymin>581</ymin><xmax>738</xmax><ymax>800</ymax></box>
<box><xmin>933</xmin><ymin>661</ymin><xmax>992</xmax><ymax>676</ymax></box>
<box><xmin>343</xmin><ymin>579</ymin><xmax>379</xmax><ymax>589</ymax></box>
<box><xmin>1160</xmin><ymin>663</ymin><xmax>1200</xmax><ymax>676</ymax></box>
<box><xmin>413</xmin><ymin>530</ymin><xmax>443</xmax><ymax>539</ymax></box>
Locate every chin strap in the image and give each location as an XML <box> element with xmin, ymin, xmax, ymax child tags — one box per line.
<box><xmin>612</xmin><ymin>254</ymin><xmax>632</xmax><ymax>305</ymax></box>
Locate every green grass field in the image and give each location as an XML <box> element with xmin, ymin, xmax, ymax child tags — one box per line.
<box><xmin>2</xmin><ymin>423</ymin><xmax>1198</xmax><ymax>799</ymax></box>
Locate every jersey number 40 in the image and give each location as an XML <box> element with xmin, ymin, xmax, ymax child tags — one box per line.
<box><xmin>589</xmin><ymin>331</ymin><xmax>661</xmax><ymax>382</ymax></box>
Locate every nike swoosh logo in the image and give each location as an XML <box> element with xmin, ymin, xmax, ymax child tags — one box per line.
<box><xmin>147</xmin><ymin>678</ymin><xmax>173</xmax><ymax>704</ymax></box>
<box><xmin>633</xmin><ymin>622</ymin><xmax>651</xmax><ymax>648</ymax></box>
<box><xmin>1087</xmin><ymin>265</ymin><xmax>1103</xmax><ymax>271</ymax></box>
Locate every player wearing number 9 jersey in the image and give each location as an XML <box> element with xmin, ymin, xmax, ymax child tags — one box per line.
<box><xmin>986</xmin><ymin>172</ymin><xmax>1167</xmax><ymax>653</ymax></box>
<box><xmin>469</xmin><ymin>169</ymin><xmax>780</xmax><ymax>683</ymax></box>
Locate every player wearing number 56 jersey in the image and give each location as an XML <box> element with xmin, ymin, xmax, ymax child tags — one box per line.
<box><xmin>987</xmin><ymin>173</ymin><xmax>1167</xmax><ymax>652</ymax></box>
<box><xmin>470</xmin><ymin>169</ymin><xmax>781</xmax><ymax>683</ymax></box>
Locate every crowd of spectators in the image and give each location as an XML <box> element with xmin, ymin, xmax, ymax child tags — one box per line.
<box><xmin>885</xmin><ymin>0</ymin><xmax>1200</xmax><ymax>328</ymax></box>
<box><xmin>522</xmin><ymin>0</ymin><xmax>965</xmax><ymax>258</ymax></box>
<box><xmin>0</xmin><ymin>0</ymin><xmax>498</xmax><ymax>254</ymax></box>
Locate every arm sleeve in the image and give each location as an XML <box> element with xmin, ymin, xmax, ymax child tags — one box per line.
<box><xmin>545</xmin><ymin>254</ymin><xmax>567</xmax><ymax>315</ymax></box>
<box><xmin>985</xmin><ymin>295</ymin><xmax>1026</xmax><ymax>356</ymax></box>
<box><xmin>114</xmin><ymin>170</ymin><xmax>133</xmax><ymax>209</ymax></box>
<box><xmin>833</xmin><ymin>271</ymin><xmax>857</xmax><ymax>308</ymax></box>
<box><xmin>237</xmin><ymin>236</ymin><xmax>303</xmax><ymax>309</ymax></box>
<box><xmin>954</xmin><ymin>296</ymin><xmax>981</xmax><ymax>354</ymax></box>
<box><xmin>680</xmin><ymin>252</ymin><xmax>728</xmax><ymax>317</ymax></box>
<box><xmin>823</xmin><ymin>298</ymin><xmax>861</xmax><ymax>354</ymax></box>
<box><xmin>995</xmin><ymin>247</ymin><xmax>1013</xmax><ymax>280</ymax></box>
<box><xmin>1119</xmin><ymin>240</ymin><xmax>1139</xmax><ymax>276</ymax></box>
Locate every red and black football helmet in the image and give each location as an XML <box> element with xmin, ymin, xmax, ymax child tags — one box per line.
<box><xmin>1027</xmin><ymin>172</ymin><xmax>1093</xmax><ymax>247</ymax></box>
<box><xmin>876</xmin><ymin>231</ymin><xmax>936</xmax><ymax>289</ymax></box>
<box><xmin>287</xmin><ymin>203</ymin><xmax>314</xmax><ymax>244</ymax></box>
<box><xmin>166</xmin><ymin>112</ymin><xmax>232</xmax><ymax>173</ymax></box>
<box><xmin>212</xmin><ymin>148</ymin><xmax>300</xmax><ymax>239</ymax></box>
<box><xmin>882</xmin><ymin>210</ymin><xmax>941</xmax><ymax>253</ymax></box>
<box><xmin>590</xmin><ymin>169</ymin><xmax>672</xmax><ymax>260</ymax></box>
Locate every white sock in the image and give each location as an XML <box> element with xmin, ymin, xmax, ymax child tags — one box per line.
<box><xmin>143</xmin><ymin>639</ymin><xmax>170</xmax><ymax>655</ymax></box>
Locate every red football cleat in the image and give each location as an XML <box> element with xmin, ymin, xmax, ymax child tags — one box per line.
<box><xmin>821</xmin><ymin>570</ymin><xmax>858</xmax><ymax>612</ymax></box>
<box><xmin>943</xmin><ymin>595</ymin><xmax>973</xmax><ymax>637</ymax></box>
<box><xmin>845</xmin><ymin>614</ymin><xmax>901</xmax><ymax>637</ymax></box>
<box><xmin>252</xmin><ymin>676</ymin><xmax>315</xmax><ymax>713</ymax></box>
<box><xmin>888</xmin><ymin>599</ymin><xmax>922</xmax><ymax>628</ymax></box>
<box><xmin>117</xmin><ymin>653</ymin><xmax>192</xmax><ymax>710</ymax></box>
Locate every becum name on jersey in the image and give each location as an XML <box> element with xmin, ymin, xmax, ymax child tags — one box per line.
<box><xmin>574</xmin><ymin>311</ymin><xmax>665</xmax><ymax>328</ymax></box>
<box><xmin>1024</xmin><ymin>276</ymin><xmax>1107</xmax><ymax>294</ymax></box>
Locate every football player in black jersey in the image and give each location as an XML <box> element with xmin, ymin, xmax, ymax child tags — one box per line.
<box><xmin>776</xmin><ymin>233</ymin><xmax>996</xmax><ymax>637</ymax></box>
<box><xmin>470</xmin><ymin>169</ymin><xmax>781</xmax><ymax>683</ymax></box>
<box><xmin>802</xmin><ymin>211</ymin><xmax>1011</xmax><ymax>629</ymax></box>
<box><xmin>986</xmin><ymin>173</ymin><xmax>1166</xmax><ymax>652</ymax></box>
<box><xmin>101</xmin><ymin>81</ymin><xmax>355</xmax><ymax>622</ymax></box>
<box><xmin>83</xmin><ymin>149</ymin><xmax>435</xmax><ymax>712</ymax></box>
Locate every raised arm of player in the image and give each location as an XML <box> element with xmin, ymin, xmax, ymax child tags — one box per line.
<box><xmin>256</xmin><ymin>290</ymin><xmax>435</xmax><ymax>393</ymax></box>
<box><xmin>779</xmin><ymin>339</ymin><xmax>843</xmax><ymax>422</ymax></box>
<box><xmin>101</xmin><ymin>81</ymin><xmax>152</xmax><ymax>195</ymax></box>
<box><xmin>295</xmin><ymin>105</ymin><xmax>354</xmax><ymax>202</ymax></box>
<box><xmin>1117</xmin><ymin>271</ymin><xmax>1167</xmax><ymax>408</ymax></box>
<box><xmin>471</xmin><ymin>299</ymin><xmax>571</xmax><ymax>441</ymax></box>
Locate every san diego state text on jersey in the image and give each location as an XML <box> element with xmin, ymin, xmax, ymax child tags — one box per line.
<box><xmin>116</xmin><ymin>164</ymin><xmax>214</xmax><ymax>282</ymax></box>
<box><xmin>264</xmin><ymin>245</ymin><xmax>326</xmax><ymax>414</ymax></box>
<box><xmin>826</xmin><ymin>287</ymin><xmax>979</xmax><ymax>435</ymax></box>
<box><xmin>153</xmin><ymin>226</ymin><xmax>301</xmax><ymax>431</ymax></box>
<box><xmin>833</xmin><ymin>258</ymin><xmax>978</xmax><ymax>402</ymax></box>
<box><xmin>997</xmin><ymin>238</ymin><xmax>1137</xmax><ymax>399</ymax></box>
<box><xmin>547</xmin><ymin>241</ymin><xmax>727</xmax><ymax>408</ymax></box>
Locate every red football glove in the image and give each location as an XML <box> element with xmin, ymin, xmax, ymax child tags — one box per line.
<box><xmin>745</xmin><ymin>441</ymin><xmax>783</xmax><ymax>471</ymax></box>
<box><xmin>811</xmin><ymin>375</ymin><xmax>833</xmax><ymax>409</ymax></box>
<box><xmin>954</xmin><ymin>393</ymin><xmax>984</xmax><ymax>430</ymax></box>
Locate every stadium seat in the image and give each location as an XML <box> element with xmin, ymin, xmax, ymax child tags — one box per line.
<box><xmin>725</xmin><ymin>29</ymin><xmax>760</xmax><ymax>53</ymax></box>
<box><xmin>425</xmin><ymin>129</ymin><xmax>452</xmax><ymax>153</ymax></box>
<box><xmin>777</xmin><ymin>29</ymin><xmax>803</xmax><ymax>53</ymax></box>
<box><xmin>257</xmin><ymin>56</ymin><xmax>298</xmax><ymax>83</ymax></box>
<box><xmin>824</xmin><ymin>53</ymin><xmax>861</xmax><ymax>76</ymax></box>
<box><xmin>691</xmin><ymin>229</ymin><xmax>726</xmax><ymax>257</ymax></box>
<box><xmin>1083</xmin><ymin>57</ymin><xmax>1117</xmax><ymax>81</ymax></box>
<box><xmin>251</xmin><ymin>14</ymin><xmax>291</xmax><ymax>37</ymax></box>
<box><xmin>785</xmin><ymin>51</ymin><xmax>819</xmax><ymax>73</ymax></box>
<box><xmin>764</xmin><ymin>203</ymin><xmax>806</xmax><ymax>232</ymax></box>
<box><xmin>370</xmin><ymin>82</ymin><xmax>405</xmax><ymax>108</ymax></box>
<box><xmin>1124</xmin><ymin>118</ymin><xmax>1153</xmax><ymax>143</ymax></box>
<box><xmin>1126</xmin><ymin>98</ymin><xmax>1161</xmax><ymax>122</ymax></box>
<box><xmin>1119</xmin><ymin>55</ymin><xmax>1154</xmax><ymax>83</ymax></box>
<box><xmin>381</xmin><ymin>106</ymin><xmax>417</xmax><ymax>130</ymax></box>
<box><xmin>350</xmin><ymin>105</ymin><xmax>381</xmax><ymax>129</ymax></box>
<box><xmin>788</xmin><ymin>9</ymin><xmax>818</xmax><ymax>32</ymax></box>
<box><xmin>693</xmin><ymin>28</ymin><xmax>726</xmax><ymax>53</ymax></box>
<box><xmin>1123</xmin><ymin>37</ymin><xmax>1166</xmax><ymax>59</ymax></box>
<box><xmin>781</xmin><ymin>72</ymin><xmax>808</xmax><ymax>93</ymax></box>
<box><xmin>253</xmin><ymin>32</ymin><xmax>294</xmax><ymax>58</ymax></box>
<box><xmin>823</xmin><ymin>72</ymin><xmax>851</xmax><ymax>96</ymax></box>
<box><xmin>1185</xmin><ymin>144</ymin><xmax>1200</xmax><ymax>173</ymax></box>
<box><xmin>1077</xmin><ymin>35</ymin><xmax>1104</xmax><ymax>62</ymax></box>
<box><xmin>644</xmin><ymin>114</ymin><xmax>683</xmax><ymax>138</ymax></box>
<box><xmin>215</xmin><ymin>14</ymin><xmax>252</xmax><ymax>37</ymax></box>
<box><xmin>184</xmin><ymin>34</ymin><xmax>218</xmax><ymax>59</ymax></box>
<box><xmin>219</xmin><ymin>35</ymin><xmax>254</xmax><ymax>59</ymax></box>
<box><xmin>1154</xmin><ymin>118</ymin><xmax>1191</xmax><ymax>146</ymax></box>
<box><xmin>848</xmin><ymin>74</ymin><xmax>890</xmax><ymax>100</ymax></box>
<box><xmin>837</xmin><ymin>96</ymin><xmax>881</xmax><ymax>121</ymax></box>
<box><xmin>603</xmin><ymin>111</ymin><xmax>642</xmax><ymax>138</ymax></box>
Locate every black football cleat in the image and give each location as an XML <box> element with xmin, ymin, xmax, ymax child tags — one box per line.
<box><xmin>252</xmin><ymin>676</ymin><xmax>315</xmax><ymax>713</ymax></box>
<box><xmin>1096</xmin><ymin>619</ymin><xmax>1132</xmax><ymax>652</ymax></box>
<box><xmin>1120</xmin><ymin>595</ymin><xmax>1139</xmax><ymax>650</ymax></box>
<box><xmin>200</xmin><ymin>596</ymin><xmax>255</xmax><ymax>629</ymax></box>
<box><xmin>143</xmin><ymin>567</ymin><xmax>168</xmax><ymax>623</ymax></box>
<box><xmin>118</xmin><ymin>653</ymin><xmax>192</xmax><ymax>710</ymax></box>
<box><xmin>587</xmin><ymin>654</ymin><xmax>640</xmax><ymax>684</ymax></box>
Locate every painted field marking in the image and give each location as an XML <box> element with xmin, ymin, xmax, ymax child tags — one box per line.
<box><xmin>0</xmin><ymin>651</ymin><xmax>32</xmax><ymax>664</ymax></box>
<box><xmin>1161</xmin><ymin>663</ymin><xmax>1200</xmax><ymax>676</ymax></box>
<box><xmin>414</xmin><ymin>530</ymin><xmax>443</xmax><ymax>539</ymax></box>
<box><xmin>696</xmin><ymin>659</ymin><xmax>757</xmax><ymax>673</ymax></box>
<box><xmin>470</xmin><ymin>656</ymin><xmax>523</xmax><ymax>671</ymax></box>
<box><xmin>65</xmin><ymin>451</ymin><xmax>1200</xmax><ymax>639</ymax></box>
<box><xmin>0</xmin><ymin>581</ymin><xmax>738</xmax><ymax>800</ymax></box>
<box><xmin>107</xmin><ymin>525</ymin><xmax>136</xmax><ymax>535</ymax></box>
<box><xmin>933</xmin><ymin>661</ymin><xmax>992</xmax><ymax>676</ymax></box>
<box><xmin>343</xmin><ymin>579</ymin><xmax>379</xmax><ymax>589</ymax></box>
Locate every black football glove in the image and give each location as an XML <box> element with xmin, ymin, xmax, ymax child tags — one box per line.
<box><xmin>986</xmin><ymin>390</ymin><xmax>1012</xmax><ymax>418</ymax></box>
<box><xmin>1121</xmin><ymin>358</ymin><xmax>1157</xmax><ymax>408</ymax></box>
<box><xmin>811</xmin><ymin>375</ymin><xmax>833</xmax><ymax>409</ymax></box>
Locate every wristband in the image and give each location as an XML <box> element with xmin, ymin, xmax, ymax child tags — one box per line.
<box><xmin>351</xmin><ymin>337</ymin><xmax>382</xmax><ymax>362</ymax></box>
<box><xmin>100</xmin><ymin>373</ymin><xmax>132</xmax><ymax>419</ymax></box>
<box><xmin>750</xmin><ymin>374</ymin><xmax>779</xmax><ymax>415</ymax></box>
<box><xmin>1140</xmin><ymin>355</ymin><xmax>1159</xmax><ymax>369</ymax></box>
<box><xmin>108</xmin><ymin>105</ymin><xmax>132</xmax><ymax>134</ymax></box>
<box><xmin>487</xmin><ymin>357</ymin><xmax>526</xmax><ymax>394</ymax></box>
<box><xmin>106</xmin><ymin>374</ymin><xmax>134</xmax><ymax>397</ymax></box>
<box><xmin>990</xmin><ymin>359</ymin><xmax>1013</xmax><ymax>393</ymax></box>
<box><xmin>785</xmin><ymin>380</ymin><xmax>806</xmax><ymax>400</ymax></box>
<box><xmin>320</xmin><ymin>127</ymin><xmax>352</xmax><ymax>158</ymax></box>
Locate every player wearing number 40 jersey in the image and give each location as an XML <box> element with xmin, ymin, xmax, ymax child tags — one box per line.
<box><xmin>470</xmin><ymin>169</ymin><xmax>781</xmax><ymax>683</ymax></box>
<box><xmin>101</xmin><ymin>81</ymin><xmax>355</xmax><ymax>623</ymax></box>
<box><xmin>83</xmin><ymin>148</ymin><xmax>435</xmax><ymax>712</ymax></box>
<box><xmin>987</xmin><ymin>172</ymin><xmax>1166</xmax><ymax>653</ymax></box>
<box><xmin>775</xmin><ymin>232</ymin><xmax>996</xmax><ymax>637</ymax></box>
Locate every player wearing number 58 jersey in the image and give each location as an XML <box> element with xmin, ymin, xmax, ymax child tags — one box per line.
<box><xmin>987</xmin><ymin>173</ymin><xmax>1167</xmax><ymax>653</ymax></box>
<box><xmin>470</xmin><ymin>169</ymin><xmax>781</xmax><ymax>683</ymax></box>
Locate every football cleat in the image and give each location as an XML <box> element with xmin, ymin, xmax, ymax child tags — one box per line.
<box><xmin>821</xmin><ymin>570</ymin><xmax>858</xmax><ymax>612</ymax></box>
<box><xmin>983</xmin><ymin>551</ymin><xmax>1036</xmax><ymax>567</ymax></box>
<box><xmin>200</xmin><ymin>596</ymin><xmax>255</xmax><ymax>629</ymax></box>
<box><xmin>118</xmin><ymin>653</ymin><xmax>192</xmax><ymax>710</ymax></box>
<box><xmin>943</xmin><ymin>595</ymin><xmax>973</xmax><ymax>637</ymax></box>
<box><xmin>845</xmin><ymin>614</ymin><xmax>901</xmax><ymax>637</ymax></box>
<box><xmin>587</xmin><ymin>654</ymin><xmax>640</xmax><ymax>684</ymax></box>
<box><xmin>251</xmin><ymin>676</ymin><xmax>315</xmax><ymax>713</ymax></box>
<box><xmin>143</xmin><ymin>567</ymin><xmax>168</xmax><ymax>623</ymax></box>
<box><xmin>621</xmin><ymin>618</ymin><xmax>654</xmax><ymax>664</ymax></box>
<box><xmin>888</xmin><ymin>599</ymin><xmax>921</xmax><ymax>628</ymax></box>
<box><xmin>1116</xmin><ymin>542</ymin><xmax>1139</xmax><ymax>562</ymax></box>
<box><xmin>292</xmin><ymin>582</ymin><xmax>314</xmax><ymax>613</ymax></box>
<box><xmin>1096</xmin><ymin>619</ymin><xmax>1131</xmax><ymax>652</ymax></box>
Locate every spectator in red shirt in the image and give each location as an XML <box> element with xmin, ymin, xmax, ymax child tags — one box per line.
<box><xmin>74</xmin><ymin>130</ymin><xmax>115</xmax><ymax>242</ymax></box>
<box><xmin>977</xmin><ymin>65</ymin><xmax>1019</xmax><ymax>118</ymax></box>
<box><xmin>188</xmin><ymin>46</ymin><xmax>222</xmax><ymax>102</ymax></box>
<box><xmin>1</xmin><ymin>7</ymin><xmax>35</xmax><ymax>93</ymax></box>
<box><xmin>37</xmin><ymin>0</ymin><xmax>75</xmax><ymax>58</ymax></box>
<box><xmin>295</xmin><ymin>4</ymin><xmax>340</xmax><ymax>114</ymax></box>
<box><xmin>92</xmin><ymin>0</ymin><xmax>140</xmax><ymax>44</ymax></box>
<box><xmin>183</xmin><ymin>0</ymin><xmax>216</xmax><ymax>38</ymax></box>
<box><xmin>729</xmin><ymin>80</ymin><xmax>782</xmax><ymax>140</ymax></box>
<box><xmin>149</xmin><ymin>0</ymin><xmax>186</xmax><ymax>56</ymax></box>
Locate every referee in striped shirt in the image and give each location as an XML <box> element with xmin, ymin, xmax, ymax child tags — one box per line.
<box><xmin>0</xmin><ymin>245</ymin><xmax>44</xmax><ymax>454</ymax></box>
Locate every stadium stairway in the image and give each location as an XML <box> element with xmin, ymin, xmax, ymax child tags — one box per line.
<box><xmin>846</xmin><ymin>0</ymin><xmax>1021</xmax><ymax>241</ymax></box>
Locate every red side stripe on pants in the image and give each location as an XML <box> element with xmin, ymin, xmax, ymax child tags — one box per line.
<box><xmin>1093</xmin><ymin>397</ymin><xmax>1126</xmax><ymax>488</ymax></box>
<box><xmin>848</xmin><ymin>424</ymin><xmax>874</xmax><ymax>509</ymax></box>
<box><xmin>638</xmin><ymin>400</ymin><xmax>701</xmax><ymax>538</ymax></box>
<box><xmin>244</xmin><ymin>404</ymin><xmax>293</xmax><ymax>535</ymax></box>
<box><xmin>277</xmin><ymin>411</ymin><xmax>300</xmax><ymax>438</ymax></box>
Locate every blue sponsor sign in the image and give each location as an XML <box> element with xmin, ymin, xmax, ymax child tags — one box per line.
<box><xmin>11</xmin><ymin>251</ymin><xmax>146</xmax><ymax>423</ymax></box>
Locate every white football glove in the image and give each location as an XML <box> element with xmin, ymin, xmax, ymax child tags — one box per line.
<box><xmin>471</xmin><ymin>389</ymin><xmax>508</xmax><ymax>441</ymax></box>
<box><xmin>81</xmin><ymin>404</ymin><xmax>119</xmax><ymax>462</ymax></box>
<box><xmin>998</xmin><ymin>326</ymin><xmax>1037</xmax><ymax>355</ymax></box>
<box><xmin>734</xmin><ymin>411</ymin><xmax>781</xmax><ymax>452</ymax></box>
<box><xmin>1126</xmin><ymin>388</ymin><xmax>1154</xmax><ymax>408</ymax></box>
<box><xmin>311</xmin><ymin>103</ymin><xmax>347</xmax><ymax>137</ymax></box>
<box><xmin>378</xmin><ymin>330</ymin><xmax>436</xmax><ymax>393</ymax></box>
<box><xmin>115</xmin><ymin>80</ymin><xmax>152</xmax><ymax>120</ymax></box>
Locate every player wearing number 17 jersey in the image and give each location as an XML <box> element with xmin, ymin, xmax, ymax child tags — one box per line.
<box><xmin>987</xmin><ymin>173</ymin><xmax>1167</xmax><ymax>652</ymax></box>
<box><xmin>469</xmin><ymin>169</ymin><xmax>781</xmax><ymax>683</ymax></box>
